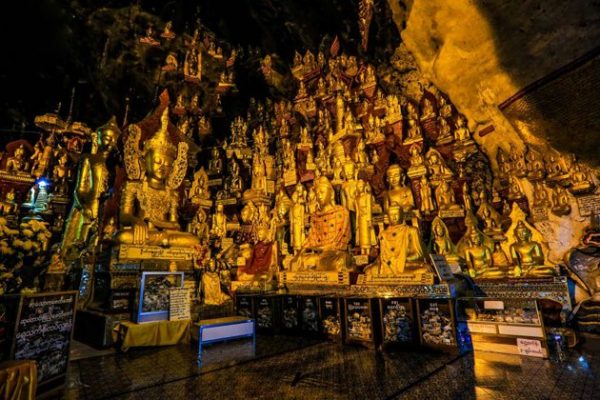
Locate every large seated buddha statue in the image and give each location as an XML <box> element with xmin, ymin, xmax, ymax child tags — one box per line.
<box><xmin>290</xmin><ymin>175</ymin><xmax>351</xmax><ymax>272</ymax></box>
<box><xmin>115</xmin><ymin>107</ymin><xmax>199</xmax><ymax>248</ymax></box>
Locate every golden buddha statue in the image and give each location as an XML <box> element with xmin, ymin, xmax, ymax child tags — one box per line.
<box><xmin>430</xmin><ymin>217</ymin><xmax>460</xmax><ymax>263</ymax></box>
<box><xmin>202</xmin><ymin>259</ymin><xmax>231</xmax><ymax>306</ymax></box>
<box><xmin>419</xmin><ymin>175</ymin><xmax>436</xmax><ymax>215</ymax></box>
<box><xmin>509</xmin><ymin>221</ymin><xmax>556</xmax><ymax>278</ymax></box>
<box><xmin>436</xmin><ymin>117</ymin><xmax>453</xmax><ymax>145</ymax></box>
<box><xmin>189</xmin><ymin>167</ymin><xmax>210</xmax><ymax>205</ymax></box>
<box><xmin>207</xmin><ymin>147</ymin><xmax>223</xmax><ymax>175</ymax></box>
<box><xmin>405</xmin><ymin>119</ymin><xmax>423</xmax><ymax>144</ymax></box>
<box><xmin>115</xmin><ymin>108</ymin><xmax>199</xmax><ymax>248</ymax></box>
<box><xmin>426</xmin><ymin>149</ymin><xmax>453</xmax><ymax>183</ymax></box>
<box><xmin>51</xmin><ymin>150</ymin><xmax>70</xmax><ymax>195</ymax></box>
<box><xmin>188</xmin><ymin>208</ymin><xmax>209</xmax><ymax>243</ymax></box>
<box><xmin>438</xmin><ymin>96</ymin><xmax>453</xmax><ymax>119</ymax></box>
<box><xmin>435</xmin><ymin>180</ymin><xmax>461</xmax><ymax>212</ymax></box>
<box><xmin>210</xmin><ymin>204</ymin><xmax>228</xmax><ymax>241</ymax></box>
<box><xmin>526</xmin><ymin>147</ymin><xmax>546</xmax><ymax>181</ymax></box>
<box><xmin>341</xmin><ymin>161</ymin><xmax>359</xmax><ymax>213</ymax></box>
<box><xmin>420</xmin><ymin>97</ymin><xmax>436</xmax><ymax>121</ymax></box>
<box><xmin>453</xmin><ymin>115</ymin><xmax>473</xmax><ymax>144</ymax></box>
<box><xmin>532</xmin><ymin>181</ymin><xmax>550</xmax><ymax>207</ymax></box>
<box><xmin>507</xmin><ymin>175</ymin><xmax>525</xmax><ymax>201</ymax></box>
<box><xmin>291</xmin><ymin>176</ymin><xmax>351</xmax><ymax>272</ymax></box>
<box><xmin>570</xmin><ymin>164</ymin><xmax>595</xmax><ymax>194</ymax></box>
<box><xmin>355</xmin><ymin>180</ymin><xmax>376</xmax><ymax>255</ymax></box>
<box><xmin>5</xmin><ymin>144</ymin><xmax>28</xmax><ymax>174</ymax></box>
<box><xmin>61</xmin><ymin>117</ymin><xmax>120</xmax><ymax>255</ymax></box>
<box><xmin>366</xmin><ymin>204</ymin><xmax>427</xmax><ymax>277</ymax></box>
<box><xmin>0</xmin><ymin>189</ymin><xmax>18</xmax><ymax>215</ymax></box>
<box><xmin>306</xmin><ymin>186</ymin><xmax>318</xmax><ymax>215</ymax></box>
<box><xmin>464</xmin><ymin>228</ymin><xmax>505</xmax><ymax>279</ymax></box>
<box><xmin>290</xmin><ymin>183</ymin><xmax>306</xmax><ymax>253</ymax></box>
<box><xmin>407</xmin><ymin>145</ymin><xmax>427</xmax><ymax>178</ymax></box>
<box><xmin>551</xmin><ymin>186</ymin><xmax>571</xmax><ymax>216</ymax></box>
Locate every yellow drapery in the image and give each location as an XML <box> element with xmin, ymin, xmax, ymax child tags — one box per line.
<box><xmin>0</xmin><ymin>360</ymin><xmax>37</xmax><ymax>400</ymax></box>
<box><xmin>113</xmin><ymin>320</ymin><xmax>191</xmax><ymax>351</ymax></box>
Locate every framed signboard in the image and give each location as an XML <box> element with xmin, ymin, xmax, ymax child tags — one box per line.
<box><xmin>379</xmin><ymin>298</ymin><xmax>415</xmax><ymax>346</ymax></box>
<box><xmin>280</xmin><ymin>295</ymin><xmax>300</xmax><ymax>332</ymax></box>
<box><xmin>235</xmin><ymin>295</ymin><xmax>254</xmax><ymax>319</ymax></box>
<box><xmin>136</xmin><ymin>272</ymin><xmax>184</xmax><ymax>323</ymax></box>
<box><xmin>300</xmin><ymin>296</ymin><xmax>320</xmax><ymax>334</ymax></box>
<box><xmin>417</xmin><ymin>299</ymin><xmax>457</xmax><ymax>350</ymax></box>
<box><xmin>344</xmin><ymin>297</ymin><xmax>375</xmax><ymax>346</ymax></box>
<box><xmin>318</xmin><ymin>296</ymin><xmax>342</xmax><ymax>341</ymax></box>
<box><xmin>8</xmin><ymin>291</ymin><xmax>78</xmax><ymax>389</ymax></box>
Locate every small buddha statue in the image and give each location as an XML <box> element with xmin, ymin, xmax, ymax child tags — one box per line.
<box><xmin>438</xmin><ymin>96</ymin><xmax>453</xmax><ymax>119</ymax></box>
<box><xmin>160</xmin><ymin>21</ymin><xmax>176</xmax><ymax>40</ymax></box>
<box><xmin>52</xmin><ymin>150</ymin><xmax>70</xmax><ymax>195</ymax></box>
<box><xmin>5</xmin><ymin>144</ymin><xmax>28</xmax><ymax>174</ymax></box>
<box><xmin>189</xmin><ymin>167</ymin><xmax>210</xmax><ymax>204</ymax></box>
<box><xmin>570</xmin><ymin>164</ymin><xmax>595</xmax><ymax>194</ymax></box>
<box><xmin>532</xmin><ymin>181</ymin><xmax>550</xmax><ymax>207</ymax></box>
<box><xmin>453</xmin><ymin>116</ymin><xmax>473</xmax><ymax>145</ymax></box>
<box><xmin>436</xmin><ymin>117</ymin><xmax>453</xmax><ymax>145</ymax></box>
<box><xmin>509</xmin><ymin>144</ymin><xmax>527</xmax><ymax>178</ymax></box>
<box><xmin>464</xmin><ymin>229</ymin><xmax>505</xmax><ymax>279</ymax></box>
<box><xmin>290</xmin><ymin>183</ymin><xmax>306</xmax><ymax>253</ymax></box>
<box><xmin>435</xmin><ymin>180</ymin><xmax>461</xmax><ymax>212</ymax></box>
<box><xmin>426</xmin><ymin>149</ymin><xmax>453</xmax><ymax>183</ymax></box>
<box><xmin>340</xmin><ymin>161</ymin><xmax>359</xmax><ymax>213</ymax></box>
<box><xmin>551</xmin><ymin>186</ymin><xmax>571</xmax><ymax>216</ymax></box>
<box><xmin>366</xmin><ymin>204</ymin><xmax>428</xmax><ymax>277</ymax></box>
<box><xmin>115</xmin><ymin>108</ymin><xmax>199</xmax><ymax>248</ymax></box>
<box><xmin>306</xmin><ymin>186</ymin><xmax>318</xmax><ymax>215</ymax></box>
<box><xmin>202</xmin><ymin>259</ymin><xmax>231</xmax><ymax>306</ymax></box>
<box><xmin>62</xmin><ymin>117</ymin><xmax>120</xmax><ymax>255</ymax></box>
<box><xmin>236</xmin><ymin>223</ymin><xmax>277</xmax><ymax>284</ymax></box>
<box><xmin>507</xmin><ymin>176</ymin><xmax>525</xmax><ymax>201</ymax></box>
<box><xmin>225</xmin><ymin>160</ymin><xmax>243</xmax><ymax>198</ymax></box>
<box><xmin>188</xmin><ymin>208</ymin><xmax>210</xmax><ymax>243</ymax></box>
<box><xmin>207</xmin><ymin>147</ymin><xmax>223</xmax><ymax>176</ymax></box>
<box><xmin>420</xmin><ymin>97</ymin><xmax>436</xmax><ymax>121</ymax></box>
<box><xmin>429</xmin><ymin>217</ymin><xmax>459</xmax><ymax>263</ymax></box>
<box><xmin>404</xmin><ymin>119</ymin><xmax>423</xmax><ymax>144</ymax></box>
<box><xmin>0</xmin><ymin>189</ymin><xmax>18</xmax><ymax>215</ymax></box>
<box><xmin>509</xmin><ymin>221</ymin><xmax>556</xmax><ymax>278</ymax></box>
<box><xmin>383</xmin><ymin>164</ymin><xmax>415</xmax><ymax>215</ymax></box>
<box><xmin>291</xmin><ymin>176</ymin><xmax>351</xmax><ymax>272</ymax></box>
<box><xmin>526</xmin><ymin>147</ymin><xmax>546</xmax><ymax>181</ymax></box>
<box><xmin>210</xmin><ymin>204</ymin><xmax>228</xmax><ymax>241</ymax></box>
<box><xmin>354</xmin><ymin>139</ymin><xmax>369</xmax><ymax>170</ymax></box>
<box><xmin>355</xmin><ymin>180</ymin><xmax>375</xmax><ymax>255</ymax></box>
<box><xmin>419</xmin><ymin>175</ymin><xmax>436</xmax><ymax>215</ymax></box>
<box><xmin>492</xmin><ymin>242</ymin><xmax>511</xmax><ymax>270</ymax></box>
<box><xmin>407</xmin><ymin>145</ymin><xmax>428</xmax><ymax>178</ymax></box>
<box><xmin>405</xmin><ymin>102</ymin><xmax>418</xmax><ymax>121</ymax></box>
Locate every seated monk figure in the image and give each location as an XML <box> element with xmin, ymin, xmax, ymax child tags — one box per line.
<box><xmin>291</xmin><ymin>175</ymin><xmax>351</xmax><ymax>272</ymax></box>
<box><xmin>509</xmin><ymin>221</ymin><xmax>556</xmax><ymax>278</ymax></box>
<box><xmin>365</xmin><ymin>204</ymin><xmax>429</xmax><ymax>278</ymax></box>
<box><xmin>237</xmin><ymin>224</ymin><xmax>277</xmax><ymax>283</ymax></box>
<box><xmin>115</xmin><ymin>107</ymin><xmax>200</xmax><ymax>248</ymax></box>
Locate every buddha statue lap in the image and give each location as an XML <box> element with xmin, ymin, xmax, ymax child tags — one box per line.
<box><xmin>114</xmin><ymin>107</ymin><xmax>199</xmax><ymax>248</ymax></box>
<box><xmin>291</xmin><ymin>176</ymin><xmax>351</xmax><ymax>272</ymax></box>
<box><xmin>463</xmin><ymin>228</ymin><xmax>505</xmax><ymax>279</ymax></box>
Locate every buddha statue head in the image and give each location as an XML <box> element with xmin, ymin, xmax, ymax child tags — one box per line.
<box><xmin>314</xmin><ymin>176</ymin><xmax>335</xmax><ymax>211</ymax></box>
<box><xmin>256</xmin><ymin>222</ymin><xmax>270</xmax><ymax>243</ymax></box>
<box><xmin>142</xmin><ymin>108</ymin><xmax>177</xmax><ymax>186</ymax></box>
<box><xmin>386</xmin><ymin>164</ymin><xmax>402</xmax><ymax>188</ymax></box>
<box><xmin>387</xmin><ymin>203</ymin><xmax>401</xmax><ymax>225</ymax></box>
<box><xmin>468</xmin><ymin>228</ymin><xmax>483</xmax><ymax>247</ymax></box>
<box><xmin>514</xmin><ymin>221</ymin><xmax>531</xmax><ymax>243</ymax></box>
<box><xmin>96</xmin><ymin>116</ymin><xmax>121</xmax><ymax>154</ymax></box>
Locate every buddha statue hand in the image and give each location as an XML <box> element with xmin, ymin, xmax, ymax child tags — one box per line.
<box><xmin>132</xmin><ymin>222</ymin><xmax>149</xmax><ymax>245</ymax></box>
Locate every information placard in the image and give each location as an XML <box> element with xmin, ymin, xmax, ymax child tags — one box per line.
<box><xmin>12</xmin><ymin>291</ymin><xmax>77</xmax><ymax>384</ymax></box>
<box><xmin>169</xmin><ymin>288</ymin><xmax>191</xmax><ymax>321</ymax></box>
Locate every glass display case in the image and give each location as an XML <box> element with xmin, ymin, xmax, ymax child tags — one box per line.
<box><xmin>135</xmin><ymin>271</ymin><xmax>184</xmax><ymax>323</ymax></box>
<box><xmin>456</xmin><ymin>297</ymin><xmax>548</xmax><ymax>358</ymax></box>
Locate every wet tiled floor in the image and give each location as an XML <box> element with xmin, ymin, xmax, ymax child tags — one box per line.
<box><xmin>62</xmin><ymin>336</ymin><xmax>600</xmax><ymax>400</ymax></box>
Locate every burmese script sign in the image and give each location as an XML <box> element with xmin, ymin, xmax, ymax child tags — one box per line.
<box><xmin>280</xmin><ymin>271</ymin><xmax>350</xmax><ymax>285</ymax></box>
<box><xmin>577</xmin><ymin>194</ymin><xmax>600</xmax><ymax>217</ymax></box>
<box><xmin>356</xmin><ymin>272</ymin><xmax>435</xmax><ymax>286</ymax></box>
<box><xmin>516</xmin><ymin>338</ymin><xmax>544</xmax><ymax>358</ymax></box>
<box><xmin>12</xmin><ymin>291</ymin><xmax>77</xmax><ymax>384</ymax></box>
<box><xmin>119</xmin><ymin>244</ymin><xmax>196</xmax><ymax>261</ymax></box>
<box><xmin>169</xmin><ymin>288</ymin><xmax>191</xmax><ymax>321</ymax></box>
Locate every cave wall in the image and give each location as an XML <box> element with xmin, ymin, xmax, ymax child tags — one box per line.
<box><xmin>396</xmin><ymin>0</ymin><xmax>600</xmax><ymax>263</ymax></box>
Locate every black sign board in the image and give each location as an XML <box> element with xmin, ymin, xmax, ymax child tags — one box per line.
<box><xmin>256</xmin><ymin>296</ymin><xmax>274</xmax><ymax>330</ymax></box>
<box><xmin>9</xmin><ymin>291</ymin><xmax>78</xmax><ymax>386</ymax></box>
<box><xmin>318</xmin><ymin>297</ymin><xmax>342</xmax><ymax>340</ymax></box>
<box><xmin>300</xmin><ymin>296</ymin><xmax>319</xmax><ymax>333</ymax></box>
<box><xmin>379</xmin><ymin>298</ymin><xmax>414</xmax><ymax>344</ymax></box>
<box><xmin>345</xmin><ymin>298</ymin><xmax>373</xmax><ymax>342</ymax></box>
<box><xmin>235</xmin><ymin>295</ymin><xmax>254</xmax><ymax>319</ymax></box>
<box><xmin>281</xmin><ymin>295</ymin><xmax>299</xmax><ymax>331</ymax></box>
<box><xmin>417</xmin><ymin>299</ymin><xmax>457</xmax><ymax>348</ymax></box>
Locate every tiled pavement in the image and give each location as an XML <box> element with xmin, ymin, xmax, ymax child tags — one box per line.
<box><xmin>62</xmin><ymin>336</ymin><xmax>600</xmax><ymax>399</ymax></box>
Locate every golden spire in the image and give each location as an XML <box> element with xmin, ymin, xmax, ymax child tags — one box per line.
<box><xmin>145</xmin><ymin>107</ymin><xmax>177</xmax><ymax>158</ymax></box>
